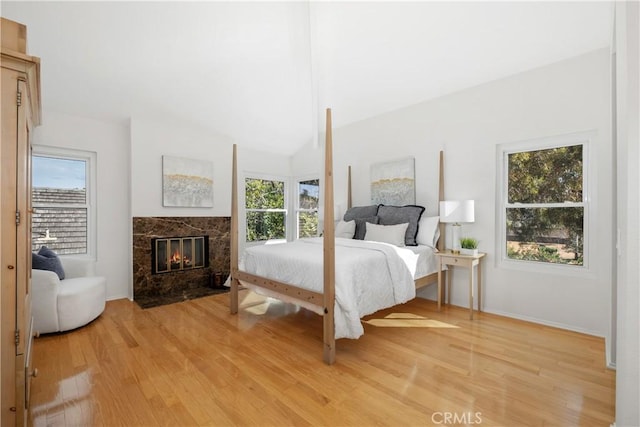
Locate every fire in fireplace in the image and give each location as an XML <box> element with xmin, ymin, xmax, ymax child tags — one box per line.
<box><xmin>151</xmin><ymin>235</ymin><xmax>209</xmax><ymax>274</ymax></box>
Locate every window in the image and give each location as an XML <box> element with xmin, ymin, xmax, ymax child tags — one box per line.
<box><xmin>245</xmin><ymin>176</ymin><xmax>287</xmax><ymax>242</ymax></box>
<box><xmin>296</xmin><ymin>178</ymin><xmax>319</xmax><ymax>238</ymax></box>
<box><xmin>499</xmin><ymin>137</ymin><xmax>587</xmax><ymax>267</ymax></box>
<box><xmin>31</xmin><ymin>147</ymin><xmax>96</xmax><ymax>255</ymax></box>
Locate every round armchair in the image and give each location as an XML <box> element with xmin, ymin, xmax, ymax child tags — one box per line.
<box><xmin>31</xmin><ymin>257</ymin><xmax>106</xmax><ymax>334</ymax></box>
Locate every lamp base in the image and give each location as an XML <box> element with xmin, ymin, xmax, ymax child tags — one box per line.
<box><xmin>451</xmin><ymin>223</ymin><xmax>461</xmax><ymax>252</ymax></box>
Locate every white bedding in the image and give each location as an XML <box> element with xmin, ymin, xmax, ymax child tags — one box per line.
<box><xmin>407</xmin><ymin>244</ymin><xmax>440</xmax><ymax>280</ymax></box>
<box><xmin>240</xmin><ymin>237</ymin><xmax>436</xmax><ymax>339</ymax></box>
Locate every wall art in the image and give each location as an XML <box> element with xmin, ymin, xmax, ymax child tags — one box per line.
<box><xmin>162</xmin><ymin>155</ymin><xmax>213</xmax><ymax>207</ymax></box>
<box><xmin>370</xmin><ymin>157</ymin><xmax>415</xmax><ymax>205</ymax></box>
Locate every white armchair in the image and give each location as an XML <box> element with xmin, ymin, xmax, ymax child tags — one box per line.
<box><xmin>32</xmin><ymin>257</ymin><xmax>106</xmax><ymax>334</ymax></box>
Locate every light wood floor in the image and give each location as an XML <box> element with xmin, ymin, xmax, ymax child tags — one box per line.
<box><xmin>29</xmin><ymin>290</ymin><xmax>615</xmax><ymax>426</ymax></box>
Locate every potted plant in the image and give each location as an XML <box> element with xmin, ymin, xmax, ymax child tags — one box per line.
<box><xmin>459</xmin><ymin>237</ymin><xmax>479</xmax><ymax>256</ymax></box>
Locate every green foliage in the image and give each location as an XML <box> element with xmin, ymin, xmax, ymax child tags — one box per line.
<box><xmin>245</xmin><ymin>178</ymin><xmax>285</xmax><ymax>209</ymax></box>
<box><xmin>460</xmin><ymin>237</ymin><xmax>478</xmax><ymax>249</ymax></box>
<box><xmin>508</xmin><ymin>145</ymin><xmax>582</xmax><ymax>203</ymax></box>
<box><xmin>246</xmin><ymin>212</ymin><xmax>285</xmax><ymax>241</ymax></box>
<box><xmin>298</xmin><ymin>212</ymin><xmax>318</xmax><ymax>238</ymax></box>
<box><xmin>245</xmin><ymin>178</ymin><xmax>285</xmax><ymax>242</ymax></box>
<box><xmin>297</xmin><ymin>179</ymin><xmax>319</xmax><ymax>238</ymax></box>
<box><xmin>298</xmin><ymin>179</ymin><xmax>319</xmax><ymax>238</ymax></box>
<box><xmin>244</xmin><ymin>178</ymin><xmax>320</xmax><ymax>241</ymax></box>
<box><xmin>507</xmin><ymin>243</ymin><xmax>583</xmax><ymax>265</ymax></box>
<box><xmin>507</xmin><ymin>145</ymin><xmax>584</xmax><ymax>265</ymax></box>
<box><xmin>299</xmin><ymin>179</ymin><xmax>319</xmax><ymax>209</ymax></box>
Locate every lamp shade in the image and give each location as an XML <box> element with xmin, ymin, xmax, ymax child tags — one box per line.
<box><xmin>439</xmin><ymin>200</ymin><xmax>475</xmax><ymax>224</ymax></box>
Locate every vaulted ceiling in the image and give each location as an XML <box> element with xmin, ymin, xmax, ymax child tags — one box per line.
<box><xmin>2</xmin><ymin>1</ymin><xmax>613</xmax><ymax>155</ymax></box>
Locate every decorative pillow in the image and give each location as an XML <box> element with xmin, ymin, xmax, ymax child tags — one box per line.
<box><xmin>343</xmin><ymin>206</ymin><xmax>381</xmax><ymax>240</ymax></box>
<box><xmin>353</xmin><ymin>216</ymin><xmax>379</xmax><ymax>240</ymax></box>
<box><xmin>377</xmin><ymin>205</ymin><xmax>425</xmax><ymax>246</ymax></box>
<box><xmin>343</xmin><ymin>205</ymin><xmax>379</xmax><ymax>221</ymax></box>
<box><xmin>32</xmin><ymin>246</ymin><xmax>65</xmax><ymax>280</ymax></box>
<box><xmin>364</xmin><ymin>222</ymin><xmax>409</xmax><ymax>247</ymax></box>
<box><xmin>416</xmin><ymin>216</ymin><xmax>441</xmax><ymax>247</ymax></box>
<box><xmin>335</xmin><ymin>220</ymin><xmax>356</xmax><ymax>239</ymax></box>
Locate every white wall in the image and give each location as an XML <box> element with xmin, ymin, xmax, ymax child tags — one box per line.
<box><xmin>297</xmin><ymin>48</ymin><xmax>613</xmax><ymax>341</ymax></box>
<box><xmin>614</xmin><ymin>1</ymin><xmax>640</xmax><ymax>425</ymax></box>
<box><xmin>33</xmin><ymin>114</ymin><xmax>293</xmax><ymax>301</ymax></box>
<box><xmin>130</xmin><ymin>116</ymin><xmax>292</xmax><ymax>264</ymax></box>
<box><xmin>130</xmin><ymin>117</ymin><xmax>235</xmax><ymax>218</ymax></box>
<box><xmin>130</xmin><ymin>117</ymin><xmax>292</xmax><ymax>217</ymax></box>
<box><xmin>33</xmin><ymin>112</ymin><xmax>131</xmax><ymax>300</ymax></box>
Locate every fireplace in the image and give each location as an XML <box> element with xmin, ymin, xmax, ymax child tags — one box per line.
<box><xmin>151</xmin><ymin>235</ymin><xmax>209</xmax><ymax>274</ymax></box>
<box><xmin>133</xmin><ymin>217</ymin><xmax>230</xmax><ymax>308</ymax></box>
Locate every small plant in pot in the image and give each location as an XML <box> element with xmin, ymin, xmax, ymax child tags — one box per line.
<box><xmin>459</xmin><ymin>237</ymin><xmax>479</xmax><ymax>256</ymax></box>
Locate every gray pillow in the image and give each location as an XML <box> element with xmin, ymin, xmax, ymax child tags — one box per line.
<box><xmin>353</xmin><ymin>216</ymin><xmax>379</xmax><ymax>240</ymax></box>
<box><xmin>343</xmin><ymin>205</ymin><xmax>380</xmax><ymax>240</ymax></box>
<box><xmin>343</xmin><ymin>205</ymin><xmax>379</xmax><ymax>221</ymax></box>
<box><xmin>32</xmin><ymin>246</ymin><xmax>65</xmax><ymax>280</ymax></box>
<box><xmin>377</xmin><ymin>205</ymin><xmax>425</xmax><ymax>246</ymax></box>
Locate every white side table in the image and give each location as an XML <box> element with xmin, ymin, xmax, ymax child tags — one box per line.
<box><xmin>436</xmin><ymin>251</ymin><xmax>486</xmax><ymax>319</ymax></box>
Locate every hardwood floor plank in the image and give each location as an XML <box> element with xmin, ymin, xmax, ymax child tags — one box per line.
<box><xmin>29</xmin><ymin>291</ymin><xmax>615</xmax><ymax>426</ymax></box>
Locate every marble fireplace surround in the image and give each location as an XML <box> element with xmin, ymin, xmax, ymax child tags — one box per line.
<box><xmin>133</xmin><ymin>216</ymin><xmax>230</xmax><ymax>308</ymax></box>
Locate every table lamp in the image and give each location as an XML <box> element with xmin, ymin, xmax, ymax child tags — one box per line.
<box><xmin>439</xmin><ymin>200</ymin><xmax>475</xmax><ymax>253</ymax></box>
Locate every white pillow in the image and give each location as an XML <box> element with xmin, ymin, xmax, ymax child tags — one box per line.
<box><xmin>416</xmin><ymin>215</ymin><xmax>440</xmax><ymax>247</ymax></box>
<box><xmin>364</xmin><ymin>222</ymin><xmax>409</xmax><ymax>247</ymax></box>
<box><xmin>335</xmin><ymin>220</ymin><xmax>356</xmax><ymax>239</ymax></box>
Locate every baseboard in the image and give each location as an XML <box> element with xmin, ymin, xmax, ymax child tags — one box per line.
<box><xmin>418</xmin><ymin>295</ymin><xmax>604</xmax><ymax>337</ymax></box>
<box><xmin>106</xmin><ymin>294</ymin><xmax>131</xmax><ymax>302</ymax></box>
<box><xmin>483</xmin><ymin>307</ymin><xmax>605</xmax><ymax>338</ymax></box>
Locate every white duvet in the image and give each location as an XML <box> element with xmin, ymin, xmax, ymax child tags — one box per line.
<box><xmin>241</xmin><ymin>237</ymin><xmax>418</xmax><ymax>339</ymax></box>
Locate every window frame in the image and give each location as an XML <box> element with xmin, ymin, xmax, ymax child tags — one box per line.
<box><xmin>495</xmin><ymin>131</ymin><xmax>594</xmax><ymax>275</ymax></box>
<box><xmin>31</xmin><ymin>145</ymin><xmax>97</xmax><ymax>257</ymax></box>
<box><xmin>294</xmin><ymin>175</ymin><xmax>320</xmax><ymax>239</ymax></box>
<box><xmin>243</xmin><ymin>172</ymin><xmax>289</xmax><ymax>244</ymax></box>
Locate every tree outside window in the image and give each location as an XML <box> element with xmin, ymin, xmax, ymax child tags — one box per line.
<box><xmin>505</xmin><ymin>144</ymin><xmax>584</xmax><ymax>265</ymax></box>
<box><xmin>297</xmin><ymin>179</ymin><xmax>319</xmax><ymax>238</ymax></box>
<box><xmin>245</xmin><ymin>177</ymin><xmax>286</xmax><ymax>242</ymax></box>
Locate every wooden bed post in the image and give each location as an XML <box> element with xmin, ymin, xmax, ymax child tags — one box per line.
<box><xmin>437</xmin><ymin>150</ymin><xmax>445</xmax><ymax>252</ymax></box>
<box><xmin>347</xmin><ymin>165</ymin><xmax>352</xmax><ymax>209</ymax></box>
<box><xmin>230</xmin><ymin>144</ymin><xmax>239</xmax><ymax>314</ymax></box>
<box><xmin>437</xmin><ymin>150</ymin><xmax>445</xmax><ymax>307</ymax></box>
<box><xmin>323</xmin><ymin>108</ymin><xmax>336</xmax><ymax>365</ymax></box>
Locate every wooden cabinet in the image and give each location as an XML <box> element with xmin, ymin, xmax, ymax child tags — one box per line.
<box><xmin>1</xmin><ymin>18</ymin><xmax>41</xmax><ymax>427</ymax></box>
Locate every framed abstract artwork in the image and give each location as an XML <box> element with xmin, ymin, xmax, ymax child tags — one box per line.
<box><xmin>162</xmin><ymin>155</ymin><xmax>214</xmax><ymax>207</ymax></box>
<box><xmin>370</xmin><ymin>157</ymin><xmax>415</xmax><ymax>205</ymax></box>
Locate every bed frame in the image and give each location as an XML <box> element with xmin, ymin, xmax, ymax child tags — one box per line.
<box><xmin>230</xmin><ymin>108</ymin><xmax>445</xmax><ymax>365</ymax></box>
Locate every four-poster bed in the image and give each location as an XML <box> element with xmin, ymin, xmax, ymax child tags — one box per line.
<box><xmin>230</xmin><ymin>108</ymin><xmax>446</xmax><ymax>365</ymax></box>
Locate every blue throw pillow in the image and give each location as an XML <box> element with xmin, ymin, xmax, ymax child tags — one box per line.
<box><xmin>32</xmin><ymin>246</ymin><xmax>65</xmax><ymax>280</ymax></box>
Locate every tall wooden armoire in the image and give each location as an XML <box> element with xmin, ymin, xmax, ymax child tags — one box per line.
<box><xmin>0</xmin><ymin>18</ymin><xmax>41</xmax><ymax>426</ymax></box>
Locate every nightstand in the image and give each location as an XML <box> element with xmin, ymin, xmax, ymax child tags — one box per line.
<box><xmin>436</xmin><ymin>251</ymin><xmax>486</xmax><ymax>319</ymax></box>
